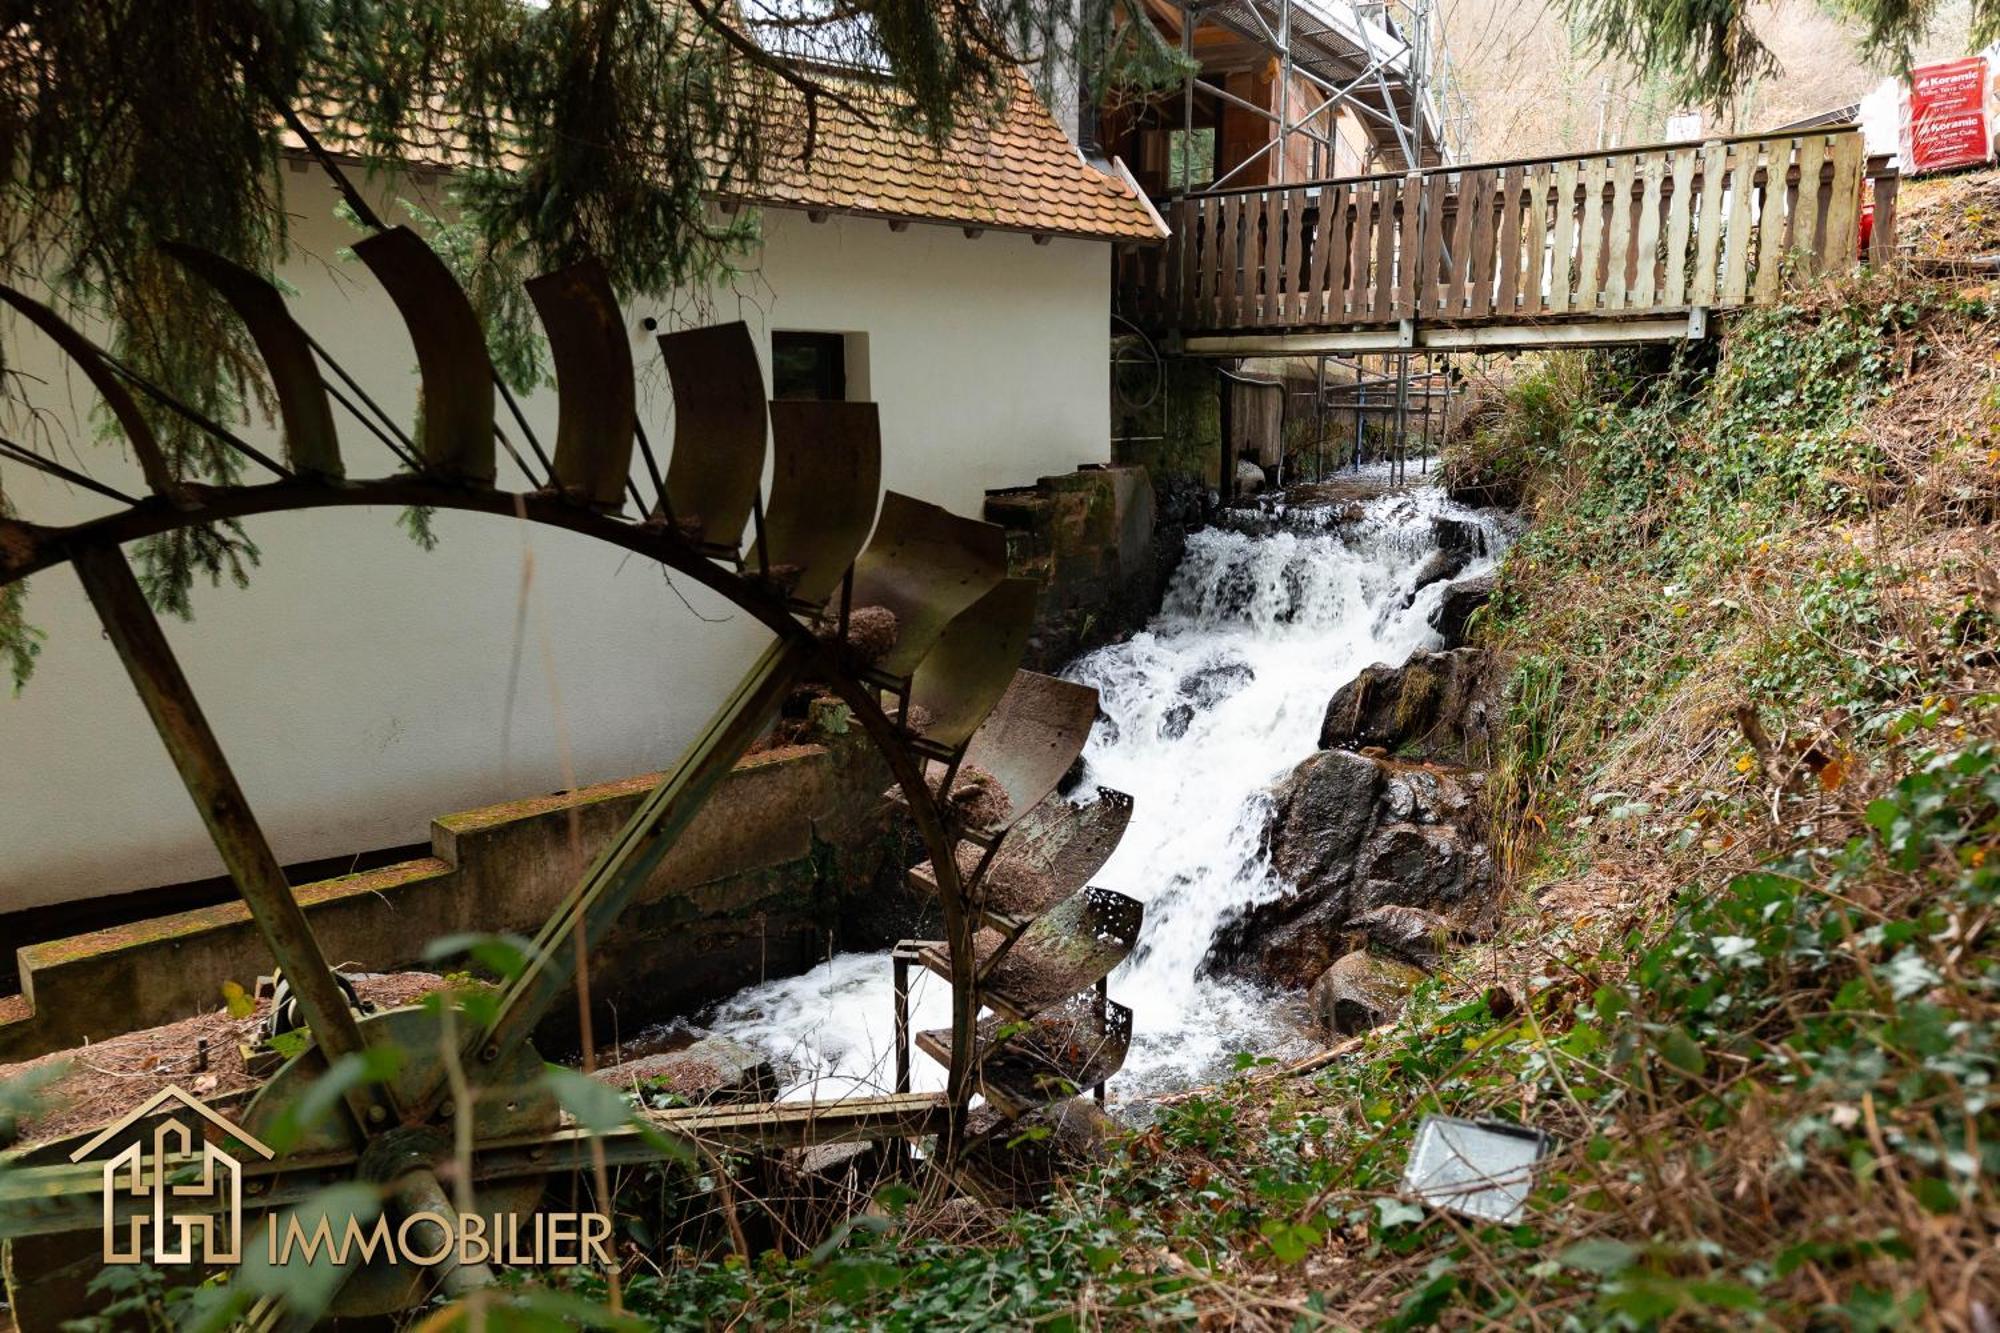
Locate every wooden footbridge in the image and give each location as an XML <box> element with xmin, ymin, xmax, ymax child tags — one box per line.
<box><xmin>1117</xmin><ymin>126</ymin><xmax>1897</xmax><ymax>356</ymax></box>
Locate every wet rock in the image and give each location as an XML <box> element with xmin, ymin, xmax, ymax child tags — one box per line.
<box><xmin>1308</xmin><ymin>951</ymin><xmax>1428</xmax><ymax>1035</ymax></box>
<box><xmin>1432</xmin><ymin>516</ymin><xmax>1489</xmax><ymax>558</ymax></box>
<box><xmin>1178</xmin><ymin>658</ymin><xmax>1255</xmax><ymax>709</ymax></box>
<box><xmin>1404</xmin><ymin>546</ymin><xmax>1473</xmax><ymax>604</ymax></box>
<box><xmin>1234</xmin><ymin>458</ymin><xmax>1269</xmax><ymax>496</ymax></box>
<box><xmin>1263</xmin><ymin>750</ymin><xmax>1387</xmax><ymax>896</ymax></box>
<box><xmin>594</xmin><ymin>1035</ymin><xmax>776</xmax><ymax>1105</ymax></box>
<box><xmin>1349</xmin><ymin>904</ymin><xmax>1453</xmax><ymax>968</ymax></box>
<box><xmin>1201</xmin><ymin>750</ymin><xmax>1381</xmax><ymax>990</ymax></box>
<box><xmin>1382</xmin><ymin>764</ymin><xmax>1477</xmax><ymax>826</ymax></box>
<box><xmin>1354</xmin><ymin>822</ymin><xmax>1492</xmax><ymax>917</ymax></box>
<box><xmin>1214</xmin><ymin>509</ymin><xmax>1281</xmax><ymax>538</ymax></box>
<box><xmin>1430</xmin><ymin>572</ymin><xmax>1495</xmax><ymax>648</ymax></box>
<box><xmin>1203</xmin><ymin>749</ymin><xmax>1492</xmax><ymax>990</ymax></box>
<box><xmin>1159</xmin><ymin>702</ymin><xmax>1196</xmax><ymax>740</ymax></box>
<box><xmin>1319</xmin><ymin>647</ymin><xmax>1496</xmax><ymax>766</ymax></box>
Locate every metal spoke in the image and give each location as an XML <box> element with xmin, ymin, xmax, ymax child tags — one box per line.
<box><xmin>466</xmin><ymin>636</ymin><xmax>808</xmax><ymax>1088</ymax></box>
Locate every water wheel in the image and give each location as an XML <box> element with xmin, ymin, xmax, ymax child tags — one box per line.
<box><xmin>0</xmin><ymin>231</ymin><xmax>1133</xmax><ymax>1324</ymax></box>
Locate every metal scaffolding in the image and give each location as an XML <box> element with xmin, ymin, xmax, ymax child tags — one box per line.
<box><xmin>1160</xmin><ymin>0</ymin><xmax>1468</xmax><ymax>492</ymax></box>
<box><xmin>1168</xmin><ymin>0</ymin><xmax>1465</xmax><ymax>192</ymax></box>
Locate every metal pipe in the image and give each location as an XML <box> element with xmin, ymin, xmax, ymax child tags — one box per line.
<box><xmin>1277</xmin><ymin>0</ymin><xmax>1292</xmax><ymax>188</ymax></box>
<box><xmin>0</xmin><ymin>436</ymin><xmax>141</xmax><ymax>505</ymax></box>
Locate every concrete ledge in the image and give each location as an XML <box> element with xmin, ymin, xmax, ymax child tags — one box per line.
<box><xmin>1182</xmin><ymin>312</ymin><xmax>1708</xmax><ymax>357</ymax></box>
<box><xmin>0</xmin><ymin>742</ymin><xmax>878</xmax><ymax>1064</ymax></box>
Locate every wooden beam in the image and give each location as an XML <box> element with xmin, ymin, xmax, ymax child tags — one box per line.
<box><xmin>0</xmin><ymin>1095</ymin><xmax>952</xmax><ymax>1242</ymax></box>
<box><xmin>1183</xmin><ymin>312</ymin><xmax>1705</xmax><ymax>356</ymax></box>
<box><xmin>67</xmin><ymin>543</ymin><xmax>389</xmax><ymax>1131</ymax></box>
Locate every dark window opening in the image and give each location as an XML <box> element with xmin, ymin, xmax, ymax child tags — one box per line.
<box><xmin>772</xmin><ymin>331</ymin><xmax>848</xmax><ymax>401</ymax></box>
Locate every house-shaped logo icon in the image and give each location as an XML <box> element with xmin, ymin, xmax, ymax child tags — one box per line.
<box><xmin>68</xmin><ymin>1084</ymin><xmax>276</xmax><ymax>1266</ymax></box>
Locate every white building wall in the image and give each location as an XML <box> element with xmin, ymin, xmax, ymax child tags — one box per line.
<box><xmin>0</xmin><ymin>174</ymin><xmax>1111</xmax><ymax>912</ymax></box>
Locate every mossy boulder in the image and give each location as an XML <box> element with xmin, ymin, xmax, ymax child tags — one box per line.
<box><xmin>1430</xmin><ymin>573</ymin><xmax>1495</xmax><ymax>648</ymax></box>
<box><xmin>1307</xmin><ymin>951</ymin><xmax>1428</xmax><ymax>1035</ymax></box>
<box><xmin>1320</xmin><ymin>647</ymin><xmax>1497</xmax><ymax>765</ymax></box>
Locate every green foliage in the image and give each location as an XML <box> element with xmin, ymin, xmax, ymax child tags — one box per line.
<box><xmin>1561</xmin><ymin>0</ymin><xmax>2000</xmax><ymax>106</ymax></box>
<box><xmin>0</xmin><ymin>567</ymin><xmax>41</xmax><ymax>695</ymax></box>
<box><xmin>0</xmin><ymin>0</ymin><xmax>1161</xmax><ymax>613</ymax></box>
<box><xmin>1477</xmin><ymin>288</ymin><xmax>1951</xmax><ymax>850</ymax></box>
<box><xmin>61</xmin><ymin>1264</ymin><xmax>230</xmax><ymax>1333</ymax></box>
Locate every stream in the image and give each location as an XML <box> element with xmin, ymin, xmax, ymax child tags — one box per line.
<box><xmin>706</xmin><ymin>474</ymin><xmax>1503</xmax><ymax>1108</ymax></box>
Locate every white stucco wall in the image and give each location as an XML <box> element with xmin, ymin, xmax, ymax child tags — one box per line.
<box><xmin>0</xmin><ymin>173</ymin><xmax>1112</xmax><ymax>912</ymax></box>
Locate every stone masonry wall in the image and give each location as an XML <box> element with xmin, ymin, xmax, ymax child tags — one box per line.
<box><xmin>984</xmin><ymin>464</ymin><xmax>1159</xmax><ymax>671</ymax></box>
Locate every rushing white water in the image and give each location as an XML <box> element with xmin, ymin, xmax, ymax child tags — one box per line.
<box><xmin>707</xmin><ymin>477</ymin><xmax>1501</xmax><ymax>1106</ymax></box>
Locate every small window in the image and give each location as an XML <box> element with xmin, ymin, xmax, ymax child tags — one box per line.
<box><xmin>1168</xmin><ymin>127</ymin><xmax>1216</xmax><ymax>188</ymax></box>
<box><xmin>772</xmin><ymin>331</ymin><xmax>848</xmax><ymax>401</ymax></box>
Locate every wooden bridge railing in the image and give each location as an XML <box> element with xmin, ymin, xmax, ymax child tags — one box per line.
<box><xmin>1118</xmin><ymin>128</ymin><xmax>1896</xmax><ymax>338</ymax></box>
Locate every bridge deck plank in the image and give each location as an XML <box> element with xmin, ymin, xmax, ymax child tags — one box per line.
<box><xmin>1126</xmin><ymin>129</ymin><xmax>1886</xmax><ymax>341</ymax></box>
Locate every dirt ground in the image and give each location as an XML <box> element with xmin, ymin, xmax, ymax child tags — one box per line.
<box><xmin>0</xmin><ymin>971</ymin><xmax>452</xmax><ymax>1149</ymax></box>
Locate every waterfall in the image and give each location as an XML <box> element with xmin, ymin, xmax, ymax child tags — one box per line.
<box><xmin>706</xmin><ymin>474</ymin><xmax>1503</xmax><ymax>1106</ymax></box>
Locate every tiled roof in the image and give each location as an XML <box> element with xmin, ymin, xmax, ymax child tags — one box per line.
<box><xmin>288</xmin><ymin>69</ymin><xmax>1164</xmax><ymax>245</ymax></box>
<box><xmin>731</xmin><ymin>69</ymin><xmax>1166</xmax><ymax>243</ymax></box>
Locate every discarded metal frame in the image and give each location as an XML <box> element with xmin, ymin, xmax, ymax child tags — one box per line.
<box><xmin>0</xmin><ymin>220</ymin><xmax>1135</xmax><ymax>1323</ymax></box>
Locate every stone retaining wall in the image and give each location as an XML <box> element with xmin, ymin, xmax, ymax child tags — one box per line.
<box><xmin>0</xmin><ymin>733</ymin><xmax>900</xmax><ymax>1063</ymax></box>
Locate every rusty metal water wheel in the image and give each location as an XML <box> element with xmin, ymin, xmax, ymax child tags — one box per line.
<box><xmin>0</xmin><ymin>229</ymin><xmax>1140</xmax><ymax>1324</ymax></box>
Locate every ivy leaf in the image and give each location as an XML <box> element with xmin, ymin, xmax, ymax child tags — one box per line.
<box><xmin>1373</xmin><ymin>1197</ymin><xmax>1426</xmax><ymax>1230</ymax></box>
<box><xmin>1558</xmin><ymin>1237</ymin><xmax>1639</xmax><ymax>1275</ymax></box>
<box><xmin>220</xmin><ymin>980</ymin><xmax>256</xmax><ymax>1020</ymax></box>
<box><xmin>1910</xmin><ymin>1176</ymin><xmax>1958</xmax><ymax>1214</ymax></box>
<box><xmin>1259</xmin><ymin>1216</ymin><xmax>1323</xmax><ymax>1262</ymax></box>
<box><xmin>1653</xmin><ymin>1027</ymin><xmax>1708</xmax><ymax>1077</ymax></box>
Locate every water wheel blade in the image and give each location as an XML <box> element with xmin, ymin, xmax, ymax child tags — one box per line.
<box><xmin>759</xmin><ymin>400</ymin><xmax>881</xmax><ymax>605</ymax></box>
<box><xmin>657</xmin><ymin>321</ymin><xmax>766</xmax><ymax>553</ymax></box>
<box><xmin>909</xmin><ymin>788</ymin><xmax>1133</xmax><ymax>924</ymax></box>
<box><xmin>0</xmin><ymin>286</ymin><xmax>183</xmax><ymax>503</ymax></box>
<box><xmin>163</xmin><ymin>244</ymin><xmax>342</xmax><ymax>480</ymax></box>
<box><xmin>958</xmin><ymin>673</ymin><xmax>1100</xmax><ymax>837</ymax></box>
<box><xmin>908</xmin><ymin>577</ymin><xmax>1039</xmax><ymax>752</ymax></box>
<box><xmin>848</xmin><ymin>492</ymin><xmax>1008</xmax><ymax>681</ymax></box>
<box><xmin>916</xmin><ymin>993</ymin><xmax>1133</xmax><ymax>1118</ymax></box>
<box><xmin>353</xmin><ymin>226</ymin><xmax>496</xmax><ymax>483</ymax></box>
<box><xmin>980</xmin><ymin>886</ymin><xmax>1143</xmax><ymax>1014</ymax></box>
<box><xmin>983</xmin><ymin>790</ymin><xmax>1133</xmax><ymax>923</ymax></box>
<box><xmin>913</xmin><ymin>886</ymin><xmax>1140</xmax><ymax>1017</ymax></box>
<box><xmin>526</xmin><ymin>258</ymin><xmax>634</xmax><ymax>509</ymax></box>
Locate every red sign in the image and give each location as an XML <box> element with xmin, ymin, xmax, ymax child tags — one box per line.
<box><xmin>1903</xmin><ymin>56</ymin><xmax>1994</xmax><ymax>173</ymax></box>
